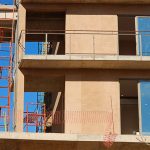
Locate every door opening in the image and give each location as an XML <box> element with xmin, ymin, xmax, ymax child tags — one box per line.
<box><xmin>120</xmin><ymin>80</ymin><xmax>139</xmax><ymax>134</ymax></box>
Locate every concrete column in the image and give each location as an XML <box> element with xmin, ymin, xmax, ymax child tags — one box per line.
<box><xmin>14</xmin><ymin>4</ymin><xmax>26</xmax><ymax>132</ymax></box>
<box><xmin>17</xmin><ymin>4</ymin><xmax>26</xmax><ymax>61</ymax></box>
<box><xmin>14</xmin><ymin>70</ymin><xmax>24</xmax><ymax>132</ymax></box>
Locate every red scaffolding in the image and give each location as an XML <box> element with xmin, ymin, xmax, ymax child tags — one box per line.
<box><xmin>0</xmin><ymin>5</ymin><xmax>15</xmax><ymax>131</ymax></box>
<box><xmin>24</xmin><ymin>103</ymin><xmax>46</xmax><ymax>133</ymax></box>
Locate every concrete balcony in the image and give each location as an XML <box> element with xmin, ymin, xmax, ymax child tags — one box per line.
<box><xmin>0</xmin><ymin>5</ymin><xmax>17</xmax><ymax>29</ymax></box>
<box><xmin>0</xmin><ymin>5</ymin><xmax>16</xmax><ymax>11</ymax></box>
<box><xmin>20</xmin><ymin>0</ymin><xmax>150</xmax><ymax>4</ymax></box>
<box><xmin>18</xmin><ymin>30</ymin><xmax>150</xmax><ymax>69</ymax></box>
<box><xmin>0</xmin><ymin>5</ymin><xmax>17</xmax><ymax>21</ymax></box>
<box><xmin>0</xmin><ymin>132</ymin><xmax>150</xmax><ymax>150</ymax></box>
<box><xmin>20</xmin><ymin>55</ymin><xmax>150</xmax><ymax>69</ymax></box>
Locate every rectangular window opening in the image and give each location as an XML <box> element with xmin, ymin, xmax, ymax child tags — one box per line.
<box><xmin>23</xmin><ymin>76</ymin><xmax>65</xmax><ymax>133</ymax></box>
<box><xmin>25</xmin><ymin>12</ymin><xmax>66</xmax><ymax>55</ymax></box>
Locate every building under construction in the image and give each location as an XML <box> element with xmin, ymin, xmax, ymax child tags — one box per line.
<box><xmin>0</xmin><ymin>0</ymin><xmax>150</xmax><ymax>149</ymax></box>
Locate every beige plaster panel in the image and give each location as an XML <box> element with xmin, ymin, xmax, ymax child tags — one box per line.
<box><xmin>65</xmin><ymin>72</ymin><xmax>120</xmax><ymax>135</ymax></box>
<box><xmin>65</xmin><ymin>74</ymin><xmax>82</xmax><ymax>134</ymax></box>
<box><xmin>66</xmin><ymin>13</ymin><xmax>118</xmax><ymax>54</ymax></box>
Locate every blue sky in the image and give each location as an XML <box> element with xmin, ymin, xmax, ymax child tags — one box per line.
<box><xmin>0</xmin><ymin>0</ymin><xmax>13</xmax><ymax>5</ymax></box>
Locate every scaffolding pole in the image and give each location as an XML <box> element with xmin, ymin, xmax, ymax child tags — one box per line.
<box><xmin>0</xmin><ymin>2</ymin><xmax>15</xmax><ymax>131</ymax></box>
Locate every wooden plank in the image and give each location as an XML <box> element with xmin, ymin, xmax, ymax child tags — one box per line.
<box><xmin>46</xmin><ymin>92</ymin><xmax>62</xmax><ymax>127</ymax></box>
<box><xmin>54</xmin><ymin>42</ymin><xmax>60</xmax><ymax>55</ymax></box>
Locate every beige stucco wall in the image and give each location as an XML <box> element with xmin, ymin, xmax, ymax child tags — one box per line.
<box><xmin>65</xmin><ymin>72</ymin><xmax>120</xmax><ymax>135</ymax></box>
<box><xmin>66</xmin><ymin>9</ymin><xmax>118</xmax><ymax>54</ymax></box>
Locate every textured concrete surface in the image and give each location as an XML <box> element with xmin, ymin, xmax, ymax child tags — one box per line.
<box><xmin>0</xmin><ymin>5</ymin><xmax>16</xmax><ymax>10</ymax></box>
<box><xmin>0</xmin><ymin>5</ymin><xmax>17</xmax><ymax>27</ymax></box>
<box><xmin>0</xmin><ymin>132</ymin><xmax>149</xmax><ymax>142</ymax></box>
<box><xmin>20</xmin><ymin>0</ymin><xmax>150</xmax><ymax>4</ymax></box>
<box><xmin>0</xmin><ymin>133</ymin><xmax>150</xmax><ymax>150</ymax></box>
<box><xmin>0</xmin><ymin>12</ymin><xmax>17</xmax><ymax>19</ymax></box>
<box><xmin>20</xmin><ymin>55</ymin><xmax>150</xmax><ymax>69</ymax></box>
<box><xmin>66</xmin><ymin>15</ymin><xmax>118</xmax><ymax>55</ymax></box>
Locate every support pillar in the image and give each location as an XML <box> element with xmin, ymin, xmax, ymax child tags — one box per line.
<box><xmin>14</xmin><ymin>4</ymin><xmax>26</xmax><ymax>132</ymax></box>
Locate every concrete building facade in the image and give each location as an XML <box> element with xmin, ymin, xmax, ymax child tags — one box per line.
<box><xmin>0</xmin><ymin>0</ymin><xmax>150</xmax><ymax>149</ymax></box>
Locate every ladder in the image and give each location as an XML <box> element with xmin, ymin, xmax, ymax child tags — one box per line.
<box><xmin>0</xmin><ymin>31</ymin><xmax>13</xmax><ymax>131</ymax></box>
<box><xmin>0</xmin><ymin>5</ymin><xmax>14</xmax><ymax>131</ymax></box>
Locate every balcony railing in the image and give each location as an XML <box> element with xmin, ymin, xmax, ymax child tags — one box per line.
<box><xmin>18</xmin><ymin>30</ymin><xmax>150</xmax><ymax>59</ymax></box>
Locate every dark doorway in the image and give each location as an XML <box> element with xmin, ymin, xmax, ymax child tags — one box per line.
<box><xmin>120</xmin><ymin>80</ymin><xmax>139</xmax><ymax>134</ymax></box>
<box><xmin>118</xmin><ymin>16</ymin><xmax>136</xmax><ymax>55</ymax></box>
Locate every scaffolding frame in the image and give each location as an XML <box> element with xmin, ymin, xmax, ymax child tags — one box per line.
<box><xmin>24</xmin><ymin>102</ymin><xmax>46</xmax><ymax>133</ymax></box>
<box><xmin>0</xmin><ymin>3</ymin><xmax>15</xmax><ymax>131</ymax></box>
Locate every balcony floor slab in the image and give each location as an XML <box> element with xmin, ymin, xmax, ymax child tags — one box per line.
<box><xmin>0</xmin><ymin>133</ymin><xmax>149</xmax><ymax>150</ymax></box>
<box><xmin>19</xmin><ymin>55</ymin><xmax>150</xmax><ymax>69</ymax></box>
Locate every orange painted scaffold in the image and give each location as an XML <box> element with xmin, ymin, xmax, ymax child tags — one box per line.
<box><xmin>0</xmin><ymin>3</ymin><xmax>15</xmax><ymax>131</ymax></box>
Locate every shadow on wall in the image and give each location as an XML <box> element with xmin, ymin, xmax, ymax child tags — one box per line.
<box><xmin>21</xmin><ymin>69</ymin><xmax>150</xmax><ymax>82</ymax></box>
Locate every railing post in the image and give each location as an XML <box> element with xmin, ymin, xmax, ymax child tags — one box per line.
<box><xmin>70</xmin><ymin>34</ymin><xmax>71</xmax><ymax>60</ymax></box>
<box><xmin>43</xmin><ymin>104</ymin><xmax>46</xmax><ymax>133</ymax></box>
<box><xmin>26</xmin><ymin>103</ymin><xmax>28</xmax><ymax>132</ymax></box>
<box><xmin>139</xmin><ymin>33</ymin><xmax>142</xmax><ymax>60</ymax></box>
<box><xmin>117</xmin><ymin>32</ymin><xmax>119</xmax><ymax>60</ymax></box>
<box><xmin>93</xmin><ymin>34</ymin><xmax>95</xmax><ymax>60</ymax></box>
<box><xmin>45</xmin><ymin>33</ymin><xmax>48</xmax><ymax>55</ymax></box>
